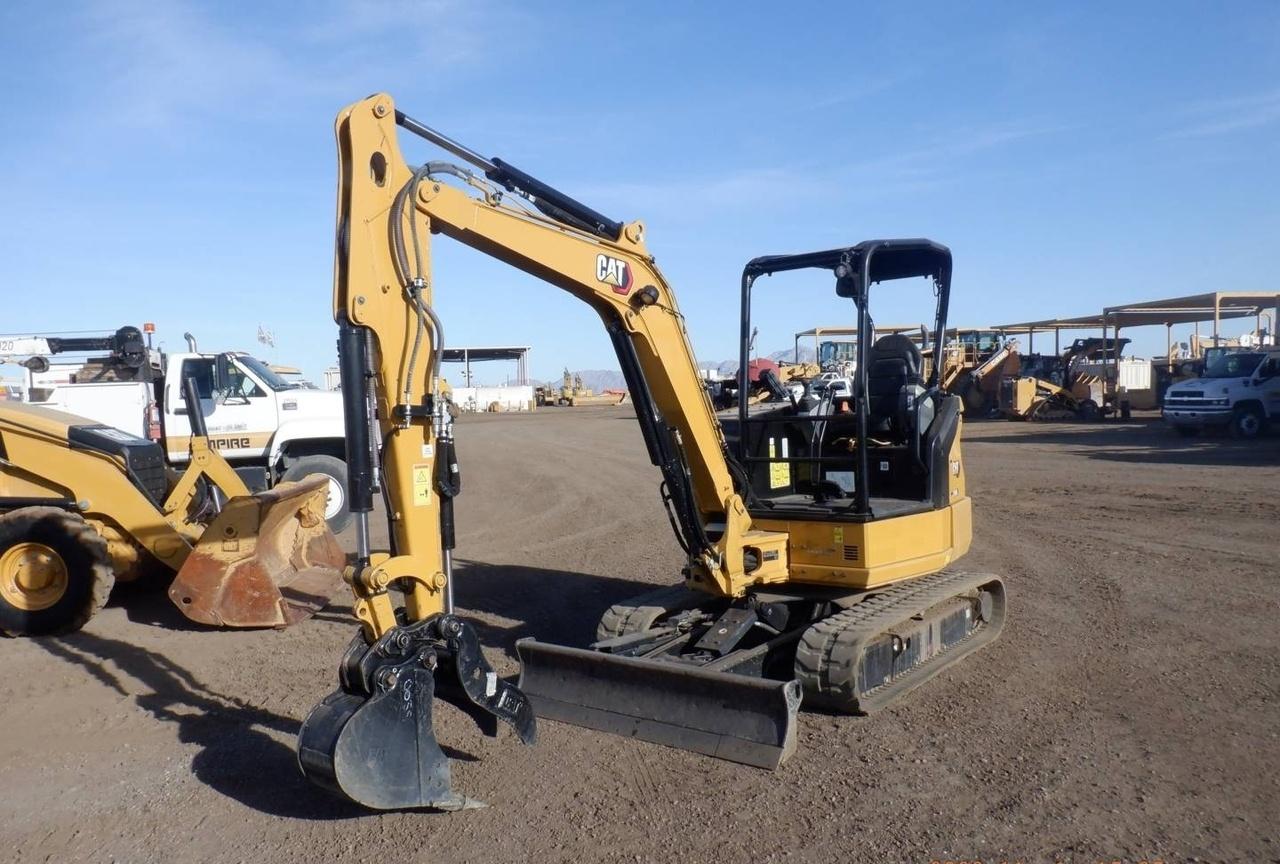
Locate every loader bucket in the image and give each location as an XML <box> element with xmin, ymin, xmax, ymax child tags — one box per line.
<box><xmin>168</xmin><ymin>475</ymin><xmax>346</xmax><ymax>628</ymax></box>
<box><xmin>516</xmin><ymin>638</ymin><xmax>801</xmax><ymax>769</ymax></box>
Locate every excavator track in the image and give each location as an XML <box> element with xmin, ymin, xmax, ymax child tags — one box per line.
<box><xmin>595</xmin><ymin>583</ymin><xmax>706</xmax><ymax>641</ymax></box>
<box><xmin>796</xmin><ymin>569</ymin><xmax>1006</xmax><ymax>714</ymax></box>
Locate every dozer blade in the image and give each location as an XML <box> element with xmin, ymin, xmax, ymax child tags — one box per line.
<box><xmin>168</xmin><ymin>475</ymin><xmax>346</xmax><ymax>628</ymax></box>
<box><xmin>516</xmin><ymin>638</ymin><xmax>801</xmax><ymax>770</ymax></box>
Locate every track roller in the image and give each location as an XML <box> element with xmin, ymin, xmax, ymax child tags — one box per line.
<box><xmin>796</xmin><ymin>569</ymin><xmax>1006</xmax><ymax>713</ymax></box>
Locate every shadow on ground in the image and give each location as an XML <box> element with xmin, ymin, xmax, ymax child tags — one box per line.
<box><xmin>37</xmin><ymin>631</ymin><xmax>371</xmax><ymax>820</ymax></box>
<box><xmin>965</xmin><ymin>421</ymin><xmax>1280</xmax><ymax>466</ymax></box>
<box><xmin>451</xmin><ymin>560</ymin><xmax>655</xmax><ymax>651</ymax></box>
<box><xmin>116</xmin><ymin>584</ymin><xmax>209</xmax><ymax>630</ymax></box>
<box><xmin>301</xmin><ymin>560</ymin><xmax>655</xmax><ymax>652</ymax></box>
<box><xmin>49</xmin><ymin>560</ymin><xmax>660</xmax><ymax>816</ymax></box>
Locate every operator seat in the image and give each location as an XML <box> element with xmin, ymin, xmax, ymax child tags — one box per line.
<box><xmin>867</xmin><ymin>334</ymin><xmax>926</xmax><ymax>438</ymax></box>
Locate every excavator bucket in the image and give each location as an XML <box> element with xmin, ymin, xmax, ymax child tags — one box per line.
<box><xmin>516</xmin><ymin>639</ymin><xmax>802</xmax><ymax>769</ymax></box>
<box><xmin>299</xmin><ymin>614</ymin><xmax>537</xmax><ymax>811</ymax></box>
<box><xmin>168</xmin><ymin>475</ymin><xmax>346</xmax><ymax>628</ymax></box>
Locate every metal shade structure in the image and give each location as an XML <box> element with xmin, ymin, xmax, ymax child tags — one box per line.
<box><xmin>996</xmin><ymin>291</ymin><xmax>1279</xmax><ymax>401</ymax></box>
<box><xmin>440</xmin><ymin>346</ymin><xmax>531</xmax><ymax>386</ymax></box>
<box><xmin>997</xmin><ymin>291</ymin><xmax>1278</xmax><ymax>356</ymax></box>
<box><xmin>792</xmin><ymin>324</ymin><xmax>926</xmax><ymax>363</ymax></box>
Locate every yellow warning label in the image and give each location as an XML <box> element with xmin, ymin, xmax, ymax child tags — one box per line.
<box><xmin>768</xmin><ymin>438</ymin><xmax>791</xmax><ymax>489</ymax></box>
<box><xmin>833</xmin><ymin>526</ymin><xmax>844</xmax><ymax>544</ymax></box>
<box><xmin>412</xmin><ymin>464</ymin><xmax>432</xmax><ymax>506</ymax></box>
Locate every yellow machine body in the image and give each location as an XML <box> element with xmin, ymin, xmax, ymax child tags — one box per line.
<box><xmin>297</xmin><ymin>94</ymin><xmax>1005</xmax><ymax>809</ymax></box>
<box><xmin>0</xmin><ymin>401</ymin><xmax>343</xmax><ymax>633</ymax></box>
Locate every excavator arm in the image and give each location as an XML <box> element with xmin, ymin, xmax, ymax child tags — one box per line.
<box><xmin>299</xmin><ymin>93</ymin><xmax>790</xmax><ymax>810</ymax></box>
<box><xmin>299</xmin><ymin>94</ymin><xmax>1003</xmax><ymax>807</ymax></box>
<box><xmin>333</xmin><ymin>93</ymin><xmax>786</xmax><ymax>628</ymax></box>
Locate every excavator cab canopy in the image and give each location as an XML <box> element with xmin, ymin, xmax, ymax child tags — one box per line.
<box><xmin>733</xmin><ymin>239</ymin><xmax>956</xmax><ymax>520</ymax></box>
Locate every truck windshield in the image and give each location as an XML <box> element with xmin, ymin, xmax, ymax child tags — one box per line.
<box><xmin>1202</xmin><ymin>352</ymin><xmax>1264</xmax><ymax>379</ymax></box>
<box><xmin>236</xmin><ymin>355</ymin><xmax>299</xmax><ymax>390</ymax></box>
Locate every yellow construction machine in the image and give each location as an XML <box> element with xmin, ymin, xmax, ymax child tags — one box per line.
<box><xmin>551</xmin><ymin>368</ymin><xmax>623</xmax><ymax>406</ymax></box>
<box><xmin>999</xmin><ymin>337</ymin><xmax>1127</xmax><ymax>420</ymax></box>
<box><xmin>0</xmin><ymin>376</ymin><xmax>344</xmax><ymax>634</ymax></box>
<box><xmin>944</xmin><ymin>336</ymin><xmax>1021</xmax><ymax>415</ymax></box>
<box><xmin>297</xmin><ymin>93</ymin><xmax>1006</xmax><ymax>810</ymax></box>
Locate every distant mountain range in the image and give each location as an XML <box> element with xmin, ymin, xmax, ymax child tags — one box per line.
<box><xmin>549</xmin><ymin>345</ymin><xmax>815</xmax><ymax>392</ymax></box>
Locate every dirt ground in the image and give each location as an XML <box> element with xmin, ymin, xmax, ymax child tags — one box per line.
<box><xmin>2</xmin><ymin>409</ymin><xmax>1277</xmax><ymax>864</ymax></box>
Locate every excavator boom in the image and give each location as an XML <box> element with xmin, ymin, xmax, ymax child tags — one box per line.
<box><xmin>299</xmin><ymin>94</ymin><xmax>1004</xmax><ymax>808</ymax></box>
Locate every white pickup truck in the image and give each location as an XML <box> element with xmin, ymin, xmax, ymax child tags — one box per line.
<box><xmin>1161</xmin><ymin>348</ymin><xmax>1280</xmax><ymax>439</ymax></box>
<box><xmin>36</xmin><ymin>349</ymin><xmax>351</xmax><ymax>530</ymax></box>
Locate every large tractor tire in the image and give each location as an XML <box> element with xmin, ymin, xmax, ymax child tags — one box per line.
<box><xmin>281</xmin><ymin>455</ymin><xmax>351</xmax><ymax>533</ymax></box>
<box><xmin>0</xmin><ymin>507</ymin><xmax>114</xmax><ymax>637</ymax></box>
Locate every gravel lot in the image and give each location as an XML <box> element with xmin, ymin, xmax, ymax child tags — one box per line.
<box><xmin>2</xmin><ymin>409</ymin><xmax>1277</xmax><ymax>863</ymax></box>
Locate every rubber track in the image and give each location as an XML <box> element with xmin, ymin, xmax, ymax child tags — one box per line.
<box><xmin>795</xmin><ymin>568</ymin><xmax>1005</xmax><ymax>714</ymax></box>
<box><xmin>595</xmin><ymin>584</ymin><xmax>704</xmax><ymax>642</ymax></box>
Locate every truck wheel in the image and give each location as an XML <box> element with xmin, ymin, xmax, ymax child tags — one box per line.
<box><xmin>282</xmin><ymin>456</ymin><xmax>351</xmax><ymax>533</ymax></box>
<box><xmin>1075</xmin><ymin>399</ymin><xmax>1100</xmax><ymax>422</ymax></box>
<box><xmin>0</xmin><ymin>508</ymin><xmax>114</xmax><ymax>637</ymax></box>
<box><xmin>1230</xmin><ymin>405</ymin><xmax>1266</xmax><ymax>440</ymax></box>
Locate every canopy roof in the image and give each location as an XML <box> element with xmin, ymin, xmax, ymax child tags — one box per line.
<box><xmin>441</xmin><ymin>346</ymin><xmax>530</xmax><ymax>362</ymax></box>
<box><xmin>747</xmin><ymin>238</ymin><xmax>951</xmax><ymax>283</ymax></box>
<box><xmin>794</xmin><ymin>324</ymin><xmax>925</xmax><ymax>340</ymax></box>
<box><xmin>997</xmin><ymin>291</ymin><xmax>1278</xmax><ymax>332</ymax></box>
<box><xmin>1101</xmin><ymin>291</ymin><xmax>1279</xmax><ymax>327</ymax></box>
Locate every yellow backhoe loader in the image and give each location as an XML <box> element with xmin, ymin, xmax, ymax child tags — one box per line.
<box><xmin>0</xmin><ymin>376</ymin><xmax>344</xmax><ymax>634</ymax></box>
<box><xmin>297</xmin><ymin>94</ymin><xmax>1006</xmax><ymax>811</ymax></box>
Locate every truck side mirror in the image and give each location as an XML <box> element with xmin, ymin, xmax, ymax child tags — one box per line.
<box><xmin>215</xmin><ymin>353</ymin><xmax>233</xmax><ymax>393</ymax></box>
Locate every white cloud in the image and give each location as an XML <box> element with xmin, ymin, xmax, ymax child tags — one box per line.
<box><xmin>69</xmin><ymin>0</ymin><xmax>518</xmax><ymax>132</ymax></box>
<box><xmin>1162</xmin><ymin>88</ymin><xmax>1280</xmax><ymax>139</ymax></box>
<box><xmin>573</xmin><ymin>116</ymin><xmax>1067</xmax><ymax>226</ymax></box>
<box><xmin>78</xmin><ymin>0</ymin><xmax>298</xmax><ymax>128</ymax></box>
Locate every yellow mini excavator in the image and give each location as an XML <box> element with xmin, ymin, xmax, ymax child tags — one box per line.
<box><xmin>297</xmin><ymin>93</ymin><xmax>1006</xmax><ymax>810</ymax></box>
<box><xmin>0</xmin><ymin>375</ymin><xmax>344</xmax><ymax>634</ymax></box>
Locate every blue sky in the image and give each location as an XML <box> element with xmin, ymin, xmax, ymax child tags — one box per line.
<box><xmin>1</xmin><ymin>1</ymin><xmax>1278</xmax><ymax>384</ymax></box>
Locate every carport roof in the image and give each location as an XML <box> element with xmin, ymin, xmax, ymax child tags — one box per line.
<box><xmin>997</xmin><ymin>291</ymin><xmax>1278</xmax><ymax>331</ymax></box>
<box><xmin>441</xmin><ymin>346</ymin><xmax>530</xmax><ymax>362</ymax></box>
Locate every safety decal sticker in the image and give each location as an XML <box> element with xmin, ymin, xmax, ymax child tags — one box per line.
<box><xmin>412</xmin><ymin>464</ymin><xmax>432</xmax><ymax>506</ymax></box>
<box><xmin>768</xmin><ymin>437</ymin><xmax>791</xmax><ymax>489</ymax></box>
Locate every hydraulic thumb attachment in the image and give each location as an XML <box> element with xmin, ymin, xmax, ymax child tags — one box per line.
<box><xmin>298</xmin><ymin>613</ymin><xmax>536</xmax><ymax>811</ymax></box>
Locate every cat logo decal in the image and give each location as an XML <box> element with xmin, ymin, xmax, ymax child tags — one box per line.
<box><xmin>596</xmin><ymin>254</ymin><xmax>632</xmax><ymax>295</ymax></box>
